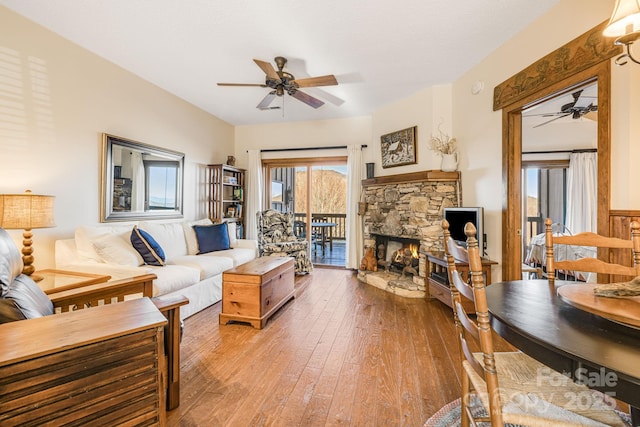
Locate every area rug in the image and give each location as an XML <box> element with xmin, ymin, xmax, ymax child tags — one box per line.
<box><xmin>424</xmin><ymin>396</ymin><xmax>632</xmax><ymax>427</ymax></box>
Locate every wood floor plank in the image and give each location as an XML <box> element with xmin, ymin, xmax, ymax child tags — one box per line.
<box><xmin>167</xmin><ymin>268</ymin><xmax>500</xmax><ymax>427</ymax></box>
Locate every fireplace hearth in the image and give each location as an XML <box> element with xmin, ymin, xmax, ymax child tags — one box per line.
<box><xmin>357</xmin><ymin>171</ymin><xmax>461</xmax><ymax>298</ymax></box>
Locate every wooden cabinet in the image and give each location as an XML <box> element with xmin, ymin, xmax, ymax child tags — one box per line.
<box><xmin>220</xmin><ymin>257</ymin><xmax>295</xmax><ymax>329</ymax></box>
<box><xmin>424</xmin><ymin>251</ymin><xmax>496</xmax><ymax>314</ymax></box>
<box><xmin>207</xmin><ymin>164</ymin><xmax>246</xmax><ymax>238</ymax></box>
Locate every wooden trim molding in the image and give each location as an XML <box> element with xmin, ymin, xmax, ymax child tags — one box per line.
<box><xmin>361</xmin><ymin>170</ymin><xmax>459</xmax><ymax>186</ymax></box>
<box><xmin>500</xmin><ymin>21</ymin><xmax>614</xmax><ymax>281</ymax></box>
<box><xmin>493</xmin><ymin>20</ymin><xmax>620</xmax><ymax>111</ymax></box>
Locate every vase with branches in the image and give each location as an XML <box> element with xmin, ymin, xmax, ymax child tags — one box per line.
<box><xmin>429</xmin><ymin>124</ymin><xmax>458</xmax><ymax>171</ymax></box>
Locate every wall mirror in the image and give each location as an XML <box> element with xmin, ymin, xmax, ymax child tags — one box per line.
<box><xmin>100</xmin><ymin>133</ymin><xmax>184</xmax><ymax>222</ymax></box>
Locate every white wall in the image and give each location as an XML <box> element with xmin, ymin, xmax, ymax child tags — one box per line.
<box><xmin>0</xmin><ymin>7</ymin><xmax>234</xmax><ymax>269</ymax></box>
<box><xmin>370</xmin><ymin>85</ymin><xmax>453</xmax><ymax>175</ymax></box>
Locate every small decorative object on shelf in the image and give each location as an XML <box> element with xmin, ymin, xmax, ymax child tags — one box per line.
<box><xmin>428</xmin><ymin>122</ymin><xmax>458</xmax><ymax>172</ymax></box>
<box><xmin>226</xmin><ymin>155</ymin><xmax>236</xmax><ymax>166</ymax></box>
<box><xmin>223</xmin><ymin>176</ymin><xmax>238</xmax><ymax>185</ymax></box>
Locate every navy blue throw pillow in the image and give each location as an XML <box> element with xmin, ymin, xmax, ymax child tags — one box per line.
<box><xmin>130</xmin><ymin>226</ymin><xmax>165</xmax><ymax>266</ymax></box>
<box><xmin>194</xmin><ymin>223</ymin><xmax>230</xmax><ymax>254</ymax></box>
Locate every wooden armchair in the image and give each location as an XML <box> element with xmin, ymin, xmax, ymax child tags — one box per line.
<box><xmin>0</xmin><ymin>297</ymin><xmax>168</xmax><ymax>426</ymax></box>
<box><xmin>442</xmin><ymin>219</ymin><xmax>627</xmax><ymax>426</ymax></box>
<box><xmin>46</xmin><ymin>274</ymin><xmax>187</xmax><ymax>411</ymax></box>
<box><xmin>545</xmin><ymin>218</ymin><xmax>640</xmax><ymax>284</ymax></box>
<box><xmin>0</xmin><ymin>228</ymin><xmax>186</xmax><ymax>413</ymax></box>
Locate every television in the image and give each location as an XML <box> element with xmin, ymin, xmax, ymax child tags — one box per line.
<box><xmin>443</xmin><ymin>207</ymin><xmax>485</xmax><ymax>254</ymax></box>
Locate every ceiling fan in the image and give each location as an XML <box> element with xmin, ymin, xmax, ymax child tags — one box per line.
<box><xmin>525</xmin><ymin>90</ymin><xmax>598</xmax><ymax>128</ymax></box>
<box><xmin>217</xmin><ymin>56</ymin><xmax>338</xmax><ymax>110</ymax></box>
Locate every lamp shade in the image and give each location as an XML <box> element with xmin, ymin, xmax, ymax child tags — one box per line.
<box><xmin>604</xmin><ymin>0</ymin><xmax>640</xmax><ymax>37</ymax></box>
<box><xmin>0</xmin><ymin>191</ymin><xmax>55</xmax><ymax>230</ymax></box>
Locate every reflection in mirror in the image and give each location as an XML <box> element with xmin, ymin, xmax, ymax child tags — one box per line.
<box><xmin>520</xmin><ymin>81</ymin><xmax>598</xmax><ymax>274</ymax></box>
<box><xmin>100</xmin><ymin>133</ymin><xmax>184</xmax><ymax>222</ymax></box>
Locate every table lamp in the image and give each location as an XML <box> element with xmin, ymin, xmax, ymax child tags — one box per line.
<box><xmin>0</xmin><ymin>190</ymin><xmax>55</xmax><ymax>281</ymax></box>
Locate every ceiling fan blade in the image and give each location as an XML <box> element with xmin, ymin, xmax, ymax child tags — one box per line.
<box><xmin>533</xmin><ymin>112</ymin><xmax>571</xmax><ymax>128</ymax></box>
<box><xmin>257</xmin><ymin>91</ymin><xmax>277</xmax><ymax>110</ymax></box>
<box><xmin>294</xmin><ymin>74</ymin><xmax>338</xmax><ymax>88</ymax></box>
<box><xmin>253</xmin><ymin>59</ymin><xmax>280</xmax><ymax>81</ymax></box>
<box><xmin>217</xmin><ymin>83</ymin><xmax>267</xmax><ymax>87</ymax></box>
<box><xmin>290</xmin><ymin>90</ymin><xmax>324</xmax><ymax>109</ymax></box>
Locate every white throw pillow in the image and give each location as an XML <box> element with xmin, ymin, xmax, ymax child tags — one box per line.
<box><xmin>75</xmin><ymin>224</ymin><xmax>133</xmax><ymax>263</ymax></box>
<box><xmin>182</xmin><ymin>218</ymin><xmax>214</xmax><ymax>255</ymax></box>
<box><xmin>226</xmin><ymin>221</ymin><xmax>238</xmax><ymax>247</ymax></box>
<box><xmin>92</xmin><ymin>233</ymin><xmax>143</xmax><ymax>267</ymax></box>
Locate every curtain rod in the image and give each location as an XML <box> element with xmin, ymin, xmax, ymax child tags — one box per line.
<box><xmin>522</xmin><ymin>148</ymin><xmax>597</xmax><ymax>155</ymax></box>
<box><xmin>255</xmin><ymin>144</ymin><xmax>367</xmax><ymax>153</ymax></box>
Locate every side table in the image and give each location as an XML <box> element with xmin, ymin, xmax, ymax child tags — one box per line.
<box><xmin>423</xmin><ymin>251</ymin><xmax>497</xmax><ymax>313</ymax></box>
<box><xmin>35</xmin><ymin>269</ymin><xmax>111</xmax><ymax>295</ymax></box>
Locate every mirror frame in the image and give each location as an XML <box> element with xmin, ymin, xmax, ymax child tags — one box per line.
<box><xmin>100</xmin><ymin>133</ymin><xmax>185</xmax><ymax>222</ymax></box>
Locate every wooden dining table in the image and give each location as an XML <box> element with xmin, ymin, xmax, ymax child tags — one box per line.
<box><xmin>485</xmin><ymin>279</ymin><xmax>640</xmax><ymax>426</ymax></box>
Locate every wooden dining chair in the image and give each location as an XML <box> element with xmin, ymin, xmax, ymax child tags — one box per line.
<box><xmin>442</xmin><ymin>219</ymin><xmax>627</xmax><ymax>427</ymax></box>
<box><xmin>545</xmin><ymin>218</ymin><xmax>640</xmax><ymax>285</ymax></box>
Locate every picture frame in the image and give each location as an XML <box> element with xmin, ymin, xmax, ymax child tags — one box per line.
<box><xmin>380</xmin><ymin>126</ymin><xmax>417</xmax><ymax>168</ymax></box>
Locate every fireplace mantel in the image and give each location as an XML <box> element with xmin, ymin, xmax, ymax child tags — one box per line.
<box><xmin>361</xmin><ymin>170</ymin><xmax>459</xmax><ymax>187</ymax></box>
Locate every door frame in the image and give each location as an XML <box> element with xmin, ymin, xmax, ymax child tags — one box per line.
<box><xmin>501</xmin><ymin>61</ymin><xmax>612</xmax><ymax>280</ymax></box>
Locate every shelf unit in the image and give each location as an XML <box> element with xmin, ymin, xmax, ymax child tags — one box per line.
<box><xmin>207</xmin><ymin>164</ymin><xmax>246</xmax><ymax>239</ymax></box>
<box><xmin>424</xmin><ymin>251</ymin><xmax>496</xmax><ymax>314</ymax></box>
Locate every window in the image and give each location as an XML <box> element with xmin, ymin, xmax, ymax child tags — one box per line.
<box><xmin>145</xmin><ymin>161</ymin><xmax>180</xmax><ymax>210</ymax></box>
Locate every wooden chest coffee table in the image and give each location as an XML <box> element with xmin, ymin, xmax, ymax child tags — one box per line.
<box><xmin>220</xmin><ymin>256</ymin><xmax>295</xmax><ymax>329</ymax></box>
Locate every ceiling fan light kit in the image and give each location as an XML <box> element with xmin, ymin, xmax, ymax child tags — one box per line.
<box><xmin>604</xmin><ymin>0</ymin><xmax>640</xmax><ymax>65</ymax></box>
<box><xmin>217</xmin><ymin>56</ymin><xmax>338</xmax><ymax>110</ymax></box>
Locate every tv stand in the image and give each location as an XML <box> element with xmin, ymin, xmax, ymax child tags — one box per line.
<box><xmin>424</xmin><ymin>251</ymin><xmax>497</xmax><ymax>314</ymax></box>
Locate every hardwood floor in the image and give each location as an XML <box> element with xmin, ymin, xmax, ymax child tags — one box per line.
<box><xmin>167</xmin><ymin>268</ymin><xmax>513</xmax><ymax>426</ymax></box>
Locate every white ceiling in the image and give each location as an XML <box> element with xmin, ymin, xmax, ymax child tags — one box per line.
<box><xmin>1</xmin><ymin>0</ymin><xmax>560</xmax><ymax>126</ymax></box>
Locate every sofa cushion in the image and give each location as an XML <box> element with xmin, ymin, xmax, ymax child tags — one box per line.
<box><xmin>75</xmin><ymin>224</ymin><xmax>133</xmax><ymax>263</ymax></box>
<box><xmin>145</xmin><ymin>264</ymin><xmax>201</xmax><ymax>296</ymax></box>
<box><xmin>169</xmin><ymin>255</ymin><xmax>233</xmax><ymax>281</ymax></box>
<box><xmin>92</xmin><ymin>233</ymin><xmax>143</xmax><ymax>267</ymax></box>
<box><xmin>226</xmin><ymin>221</ymin><xmax>238</xmax><ymax>247</ymax></box>
<box><xmin>138</xmin><ymin>221</ymin><xmax>188</xmax><ymax>259</ymax></box>
<box><xmin>204</xmin><ymin>247</ymin><xmax>256</xmax><ymax>267</ymax></box>
<box><xmin>131</xmin><ymin>226</ymin><xmax>166</xmax><ymax>266</ymax></box>
<box><xmin>182</xmin><ymin>218</ymin><xmax>214</xmax><ymax>255</ymax></box>
<box><xmin>0</xmin><ymin>274</ymin><xmax>54</xmax><ymax>323</ymax></box>
<box><xmin>194</xmin><ymin>223</ymin><xmax>230</xmax><ymax>254</ymax></box>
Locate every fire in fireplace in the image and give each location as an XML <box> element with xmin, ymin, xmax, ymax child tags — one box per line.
<box><xmin>374</xmin><ymin>235</ymin><xmax>420</xmax><ymax>276</ymax></box>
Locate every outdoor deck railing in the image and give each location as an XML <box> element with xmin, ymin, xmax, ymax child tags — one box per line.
<box><xmin>294</xmin><ymin>212</ymin><xmax>346</xmax><ymax>241</ymax></box>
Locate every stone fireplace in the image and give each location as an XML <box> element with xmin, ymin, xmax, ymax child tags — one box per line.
<box><xmin>358</xmin><ymin>170</ymin><xmax>461</xmax><ymax>297</ymax></box>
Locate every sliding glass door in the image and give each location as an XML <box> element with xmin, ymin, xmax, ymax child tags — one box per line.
<box><xmin>265</xmin><ymin>157</ymin><xmax>347</xmax><ymax>266</ymax></box>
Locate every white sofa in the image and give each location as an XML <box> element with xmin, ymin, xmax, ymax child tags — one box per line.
<box><xmin>55</xmin><ymin>219</ymin><xmax>257</xmax><ymax>320</ymax></box>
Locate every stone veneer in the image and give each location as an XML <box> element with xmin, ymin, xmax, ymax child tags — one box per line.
<box><xmin>358</xmin><ymin>171</ymin><xmax>461</xmax><ymax>297</ymax></box>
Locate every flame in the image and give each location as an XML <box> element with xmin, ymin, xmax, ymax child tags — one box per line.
<box><xmin>409</xmin><ymin>244</ymin><xmax>419</xmax><ymax>258</ymax></box>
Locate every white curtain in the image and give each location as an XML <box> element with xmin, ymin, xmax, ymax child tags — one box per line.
<box><xmin>565</xmin><ymin>152</ymin><xmax>597</xmax><ymax>234</ymax></box>
<box><xmin>130</xmin><ymin>151</ymin><xmax>145</xmax><ymax>211</ymax></box>
<box><xmin>245</xmin><ymin>150</ymin><xmax>263</xmax><ymax>240</ymax></box>
<box><xmin>345</xmin><ymin>145</ymin><xmax>363</xmax><ymax>269</ymax></box>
